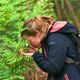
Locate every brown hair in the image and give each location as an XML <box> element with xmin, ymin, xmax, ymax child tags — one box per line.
<box><xmin>21</xmin><ymin>16</ymin><xmax>54</xmax><ymax>39</ymax></box>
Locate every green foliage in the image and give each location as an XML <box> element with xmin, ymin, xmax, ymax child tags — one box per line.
<box><xmin>0</xmin><ymin>0</ymin><xmax>56</xmax><ymax>79</ymax></box>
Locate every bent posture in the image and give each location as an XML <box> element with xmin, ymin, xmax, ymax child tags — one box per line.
<box><xmin>21</xmin><ymin>16</ymin><xmax>80</xmax><ymax>80</ymax></box>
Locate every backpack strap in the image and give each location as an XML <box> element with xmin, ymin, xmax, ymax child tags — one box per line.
<box><xmin>65</xmin><ymin>57</ymin><xmax>79</xmax><ymax>66</ymax></box>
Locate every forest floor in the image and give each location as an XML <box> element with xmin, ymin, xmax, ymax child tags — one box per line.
<box><xmin>23</xmin><ymin>62</ymin><xmax>48</xmax><ymax>80</ymax></box>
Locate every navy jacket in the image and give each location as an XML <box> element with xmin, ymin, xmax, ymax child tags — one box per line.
<box><xmin>32</xmin><ymin>21</ymin><xmax>80</xmax><ymax>80</ymax></box>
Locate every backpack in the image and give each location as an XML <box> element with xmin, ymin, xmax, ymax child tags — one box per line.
<box><xmin>71</xmin><ymin>31</ymin><xmax>80</xmax><ymax>70</ymax></box>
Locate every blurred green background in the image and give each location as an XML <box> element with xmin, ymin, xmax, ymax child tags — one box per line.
<box><xmin>0</xmin><ymin>0</ymin><xmax>80</xmax><ymax>80</ymax></box>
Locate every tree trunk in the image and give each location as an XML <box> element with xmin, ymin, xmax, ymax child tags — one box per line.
<box><xmin>61</xmin><ymin>0</ymin><xmax>68</xmax><ymax>20</ymax></box>
<box><xmin>65</xmin><ymin>0</ymin><xmax>80</xmax><ymax>29</ymax></box>
<box><xmin>54</xmin><ymin>0</ymin><xmax>62</xmax><ymax>20</ymax></box>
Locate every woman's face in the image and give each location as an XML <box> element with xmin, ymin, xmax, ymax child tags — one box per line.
<box><xmin>23</xmin><ymin>31</ymin><xmax>42</xmax><ymax>48</ymax></box>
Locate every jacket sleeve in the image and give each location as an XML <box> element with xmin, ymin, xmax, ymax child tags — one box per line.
<box><xmin>32</xmin><ymin>33</ymin><xmax>68</xmax><ymax>75</ymax></box>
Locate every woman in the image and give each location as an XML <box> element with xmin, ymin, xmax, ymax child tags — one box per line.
<box><xmin>21</xmin><ymin>16</ymin><xmax>80</xmax><ymax>80</ymax></box>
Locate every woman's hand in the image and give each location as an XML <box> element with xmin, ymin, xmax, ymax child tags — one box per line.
<box><xmin>18</xmin><ymin>48</ymin><xmax>38</xmax><ymax>57</ymax></box>
<box><xmin>18</xmin><ymin>49</ymin><xmax>34</xmax><ymax>56</ymax></box>
<box><xmin>18</xmin><ymin>45</ymin><xmax>38</xmax><ymax>57</ymax></box>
